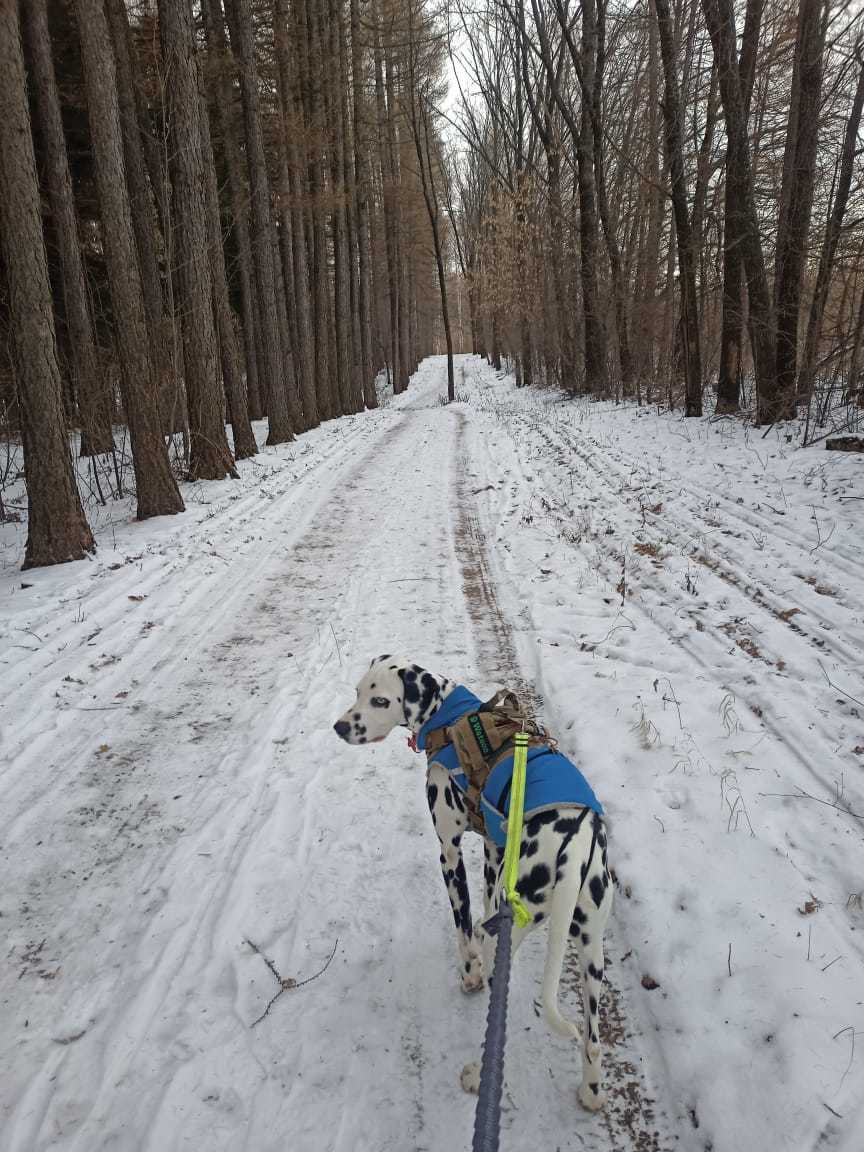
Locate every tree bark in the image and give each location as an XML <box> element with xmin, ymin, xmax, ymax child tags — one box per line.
<box><xmin>798</xmin><ymin>51</ymin><xmax>864</xmax><ymax>402</ymax></box>
<box><xmin>74</xmin><ymin>0</ymin><xmax>184</xmax><ymax>519</ymax></box>
<box><xmin>0</xmin><ymin>0</ymin><xmax>95</xmax><ymax>568</ymax></box>
<box><xmin>576</xmin><ymin>0</ymin><xmax>608</xmax><ymax>395</ymax></box>
<box><xmin>158</xmin><ymin>0</ymin><xmax>237</xmax><ymax>480</ymax></box>
<box><xmin>373</xmin><ymin>3</ymin><xmax>401</xmax><ymax>393</ymax></box>
<box><xmin>202</xmin><ymin>0</ymin><xmax>263</xmax><ymax>421</ymax></box>
<box><xmin>274</xmin><ymin>0</ymin><xmax>318</xmax><ymax>427</ymax></box>
<box><xmin>702</xmin><ymin>0</ymin><xmax>777</xmax><ymax>422</ymax></box>
<box><xmin>104</xmin><ymin>0</ymin><xmax>184</xmax><ymax>436</ymax></box>
<box><xmin>652</xmin><ymin>0</ymin><xmax>702</xmax><ymax>415</ymax></box>
<box><xmin>716</xmin><ymin>0</ymin><xmax>764</xmax><ymax>413</ymax></box>
<box><xmin>195</xmin><ymin>13</ymin><xmax>258</xmax><ymax>461</ymax></box>
<box><xmin>350</xmin><ymin>0</ymin><xmax>377</xmax><ymax>407</ymax></box>
<box><xmin>22</xmin><ymin>0</ymin><xmax>113</xmax><ymax>457</ymax></box>
<box><xmin>223</xmin><ymin>0</ymin><xmax>294</xmax><ymax>444</ymax></box>
<box><xmin>593</xmin><ymin>0</ymin><xmax>633</xmax><ymax>395</ymax></box>
<box><xmin>774</xmin><ymin>0</ymin><xmax>826</xmax><ymax>416</ymax></box>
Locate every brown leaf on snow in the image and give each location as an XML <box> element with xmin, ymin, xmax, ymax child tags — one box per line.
<box><xmin>641</xmin><ymin>974</ymin><xmax>660</xmax><ymax>990</ymax></box>
<box><xmin>777</xmin><ymin>607</ymin><xmax>802</xmax><ymax>623</ymax></box>
<box><xmin>798</xmin><ymin>897</ymin><xmax>822</xmax><ymax>916</ymax></box>
<box><xmin>128</xmin><ymin>595</ymin><xmax>146</xmax><ymax>602</ymax></box>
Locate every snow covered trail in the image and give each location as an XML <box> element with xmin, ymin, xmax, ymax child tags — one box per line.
<box><xmin>459</xmin><ymin>359</ymin><xmax>864</xmax><ymax>1152</ymax></box>
<box><xmin>1</xmin><ymin>359</ymin><xmax>669</xmax><ymax>1152</ymax></box>
<box><xmin>6</xmin><ymin>352</ymin><xmax>861</xmax><ymax>1152</ymax></box>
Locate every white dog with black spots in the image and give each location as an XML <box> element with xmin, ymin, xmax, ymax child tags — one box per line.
<box><xmin>334</xmin><ymin>656</ymin><xmax>613</xmax><ymax>1111</ymax></box>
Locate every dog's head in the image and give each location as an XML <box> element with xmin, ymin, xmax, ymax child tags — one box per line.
<box><xmin>333</xmin><ymin>655</ymin><xmax>452</xmax><ymax>744</ymax></box>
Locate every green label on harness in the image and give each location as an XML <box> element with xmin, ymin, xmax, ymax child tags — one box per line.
<box><xmin>468</xmin><ymin>713</ymin><xmax>493</xmax><ymax>758</ymax></box>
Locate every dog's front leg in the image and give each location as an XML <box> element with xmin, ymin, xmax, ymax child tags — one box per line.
<box><xmin>427</xmin><ymin>765</ymin><xmax>483</xmax><ymax>993</ymax></box>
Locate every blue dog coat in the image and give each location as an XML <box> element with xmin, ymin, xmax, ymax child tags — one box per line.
<box><xmin>417</xmin><ymin>686</ymin><xmax>603</xmax><ymax>847</ymax></box>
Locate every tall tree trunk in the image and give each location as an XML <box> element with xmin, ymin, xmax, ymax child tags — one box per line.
<box><xmin>702</xmin><ymin>0</ymin><xmax>777</xmax><ymax>422</ymax></box>
<box><xmin>774</xmin><ymin>0</ymin><xmax>826</xmax><ymax>417</ymax></box>
<box><xmin>104</xmin><ymin>0</ymin><xmax>183</xmax><ymax>436</ymax></box>
<box><xmin>158</xmin><ymin>0</ymin><xmax>237</xmax><ymax>481</ymax></box>
<box><xmin>373</xmin><ymin>4</ymin><xmax>400</xmax><ymax>393</ymax></box>
<box><xmin>799</xmin><ymin>52</ymin><xmax>864</xmax><ymax>402</ymax></box>
<box><xmin>274</xmin><ymin>0</ymin><xmax>318</xmax><ymax>427</ymax></box>
<box><xmin>22</xmin><ymin>0</ymin><xmax>112</xmax><ymax>456</ymax></box>
<box><xmin>223</xmin><ymin>0</ymin><xmax>294</xmax><ymax>444</ymax></box>
<box><xmin>576</xmin><ymin>0</ymin><xmax>608</xmax><ymax>395</ymax></box>
<box><xmin>716</xmin><ymin>0</ymin><xmax>764</xmax><ymax>413</ymax></box>
<box><xmin>593</xmin><ymin>0</ymin><xmax>632</xmax><ymax>395</ymax></box>
<box><xmin>0</xmin><ymin>0</ymin><xmax>95</xmax><ymax>568</ymax></box>
<box><xmin>324</xmin><ymin>0</ymin><xmax>352</xmax><ymax>416</ymax></box>
<box><xmin>350</xmin><ymin>0</ymin><xmax>377</xmax><ymax>407</ymax></box>
<box><xmin>300</xmin><ymin>0</ymin><xmax>336</xmax><ymax>417</ymax></box>
<box><xmin>652</xmin><ymin>0</ymin><xmax>702</xmax><ymax>415</ymax></box>
<box><xmin>202</xmin><ymin>0</ymin><xmax>263</xmax><ymax>420</ymax></box>
<box><xmin>73</xmin><ymin>0</ymin><xmax>184</xmax><ymax>518</ymax></box>
<box><xmin>196</xmin><ymin>13</ymin><xmax>258</xmax><ymax>460</ymax></box>
<box><xmin>338</xmin><ymin>0</ymin><xmax>365</xmax><ymax>412</ymax></box>
<box><xmin>409</xmin><ymin>74</ymin><xmax>454</xmax><ymax>402</ymax></box>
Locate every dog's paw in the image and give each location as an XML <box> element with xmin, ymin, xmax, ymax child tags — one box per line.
<box><xmin>460</xmin><ymin>1062</ymin><xmax>481</xmax><ymax>1094</ymax></box>
<box><xmin>460</xmin><ymin>941</ymin><xmax>484</xmax><ymax>992</ymax></box>
<box><xmin>577</xmin><ymin>1082</ymin><xmax>606</xmax><ymax>1112</ymax></box>
<box><xmin>460</xmin><ymin>964</ymin><xmax>484</xmax><ymax>993</ymax></box>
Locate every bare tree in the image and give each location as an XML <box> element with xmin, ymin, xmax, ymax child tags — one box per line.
<box><xmin>158</xmin><ymin>0</ymin><xmax>238</xmax><ymax>480</ymax></box>
<box><xmin>774</xmin><ymin>0</ymin><xmax>828</xmax><ymax>416</ymax></box>
<box><xmin>73</xmin><ymin>0</ymin><xmax>184</xmax><ymax>519</ymax></box>
<box><xmin>652</xmin><ymin>0</ymin><xmax>702</xmax><ymax>415</ymax></box>
<box><xmin>223</xmin><ymin>0</ymin><xmax>295</xmax><ymax>444</ymax></box>
<box><xmin>0</xmin><ymin>0</ymin><xmax>95</xmax><ymax>568</ymax></box>
<box><xmin>22</xmin><ymin>0</ymin><xmax>113</xmax><ymax>456</ymax></box>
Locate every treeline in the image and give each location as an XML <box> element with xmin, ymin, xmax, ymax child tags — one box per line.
<box><xmin>0</xmin><ymin>0</ymin><xmax>449</xmax><ymax>569</ymax></box>
<box><xmin>451</xmin><ymin>0</ymin><xmax>864</xmax><ymax>424</ymax></box>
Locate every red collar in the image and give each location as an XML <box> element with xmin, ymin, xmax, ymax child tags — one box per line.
<box><xmin>407</xmin><ymin>732</ymin><xmax>419</xmax><ymax>752</ymax></box>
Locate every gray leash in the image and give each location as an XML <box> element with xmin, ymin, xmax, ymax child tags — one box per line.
<box><xmin>471</xmin><ymin>900</ymin><xmax>514</xmax><ymax>1152</ymax></box>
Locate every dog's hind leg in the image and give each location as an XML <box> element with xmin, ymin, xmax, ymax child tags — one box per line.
<box><xmin>427</xmin><ymin>765</ymin><xmax>483</xmax><ymax>992</ymax></box>
<box><xmin>573</xmin><ymin>819</ymin><xmax>613</xmax><ymax>1111</ymax></box>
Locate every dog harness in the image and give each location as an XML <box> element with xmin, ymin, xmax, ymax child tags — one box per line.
<box><xmin>416</xmin><ymin>685</ymin><xmax>603</xmax><ymax>847</ymax></box>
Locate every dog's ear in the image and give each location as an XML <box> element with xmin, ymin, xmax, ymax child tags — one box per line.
<box><xmin>370</xmin><ymin>653</ymin><xmax>392</xmax><ymax>668</ymax></box>
<box><xmin>398</xmin><ymin>664</ymin><xmax>443</xmax><ymax>728</ymax></box>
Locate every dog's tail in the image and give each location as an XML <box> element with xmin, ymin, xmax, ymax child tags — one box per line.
<box><xmin>541</xmin><ymin>887</ymin><xmax>581</xmax><ymax>1039</ymax></box>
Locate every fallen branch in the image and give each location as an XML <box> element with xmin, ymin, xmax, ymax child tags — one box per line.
<box><xmin>759</xmin><ymin>786</ymin><xmax>862</xmax><ymax>821</ymax></box>
<box><xmin>818</xmin><ymin>660</ymin><xmax>864</xmax><ymax>710</ymax></box>
<box><xmin>246</xmin><ymin>936</ymin><xmax>339</xmax><ymax>1027</ymax></box>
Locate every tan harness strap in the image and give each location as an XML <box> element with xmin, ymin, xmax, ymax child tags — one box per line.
<box><xmin>423</xmin><ymin>691</ymin><xmax>554</xmax><ymax>835</ymax></box>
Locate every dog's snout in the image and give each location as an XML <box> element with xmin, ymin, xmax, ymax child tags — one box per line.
<box><xmin>333</xmin><ymin>719</ymin><xmax>351</xmax><ymax>740</ymax></box>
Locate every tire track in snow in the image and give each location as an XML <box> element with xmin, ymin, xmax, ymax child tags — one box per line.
<box><xmin>451</xmin><ymin>409</ymin><xmax>676</xmax><ymax>1152</ymax></box>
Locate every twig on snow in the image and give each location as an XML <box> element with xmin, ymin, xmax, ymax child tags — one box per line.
<box><xmin>809</xmin><ymin>504</ymin><xmax>836</xmax><ymax>554</ymax></box>
<box><xmin>818</xmin><ymin>660</ymin><xmax>864</xmax><ymax>710</ymax></box>
<box><xmin>759</xmin><ymin>786</ymin><xmax>863</xmax><ymax>821</ymax></box>
<box><xmin>833</xmin><ymin>1025</ymin><xmax>856</xmax><ymax>1090</ymax></box>
<box><xmin>821</xmin><ymin>954</ymin><xmax>843</xmax><ymax>973</ymax></box>
<box><xmin>330</xmin><ymin>623</ymin><xmax>343</xmax><ymax>666</ymax></box>
<box><xmin>727</xmin><ymin>942</ymin><xmax>733</xmax><ymax>977</ymax></box>
<box><xmin>246</xmin><ymin>937</ymin><xmax>339</xmax><ymax>1027</ymax></box>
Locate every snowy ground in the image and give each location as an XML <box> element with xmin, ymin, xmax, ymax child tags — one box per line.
<box><xmin>1</xmin><ymin>355</ymin><xmax>862</xmax><ymax>1152</ymax></box>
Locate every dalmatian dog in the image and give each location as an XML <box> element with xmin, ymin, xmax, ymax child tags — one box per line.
<box><xmin>334</xmin><ymin>656</ymin><xmax>613</xmax><ymax>1111</ymax></box>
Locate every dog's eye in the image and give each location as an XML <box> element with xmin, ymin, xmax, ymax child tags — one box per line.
<box><xmin>370</xmin><ymin>696</ymin><xmax>390</xmax><ymax>708</ymax></box>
